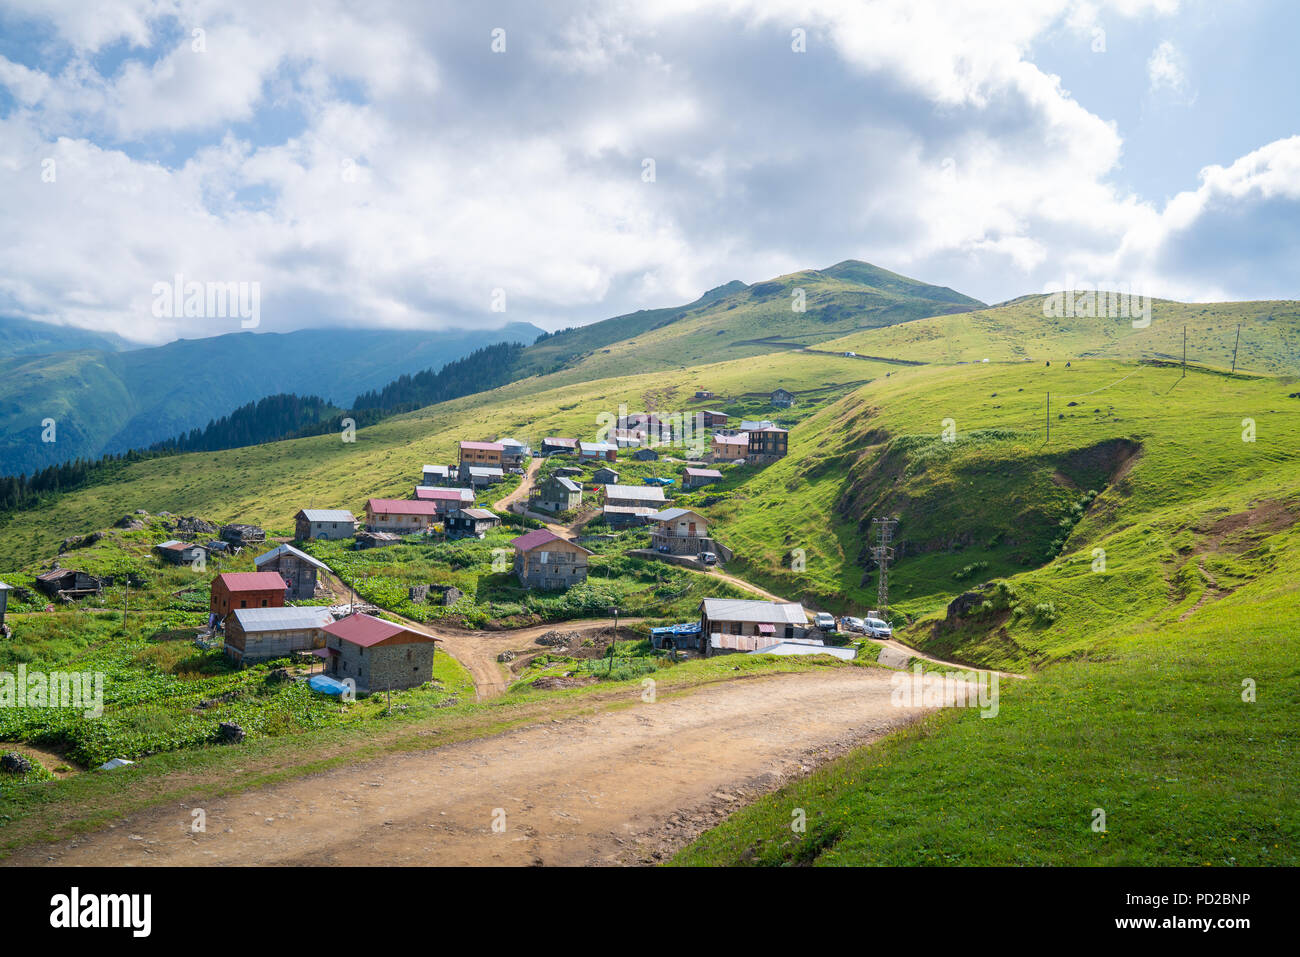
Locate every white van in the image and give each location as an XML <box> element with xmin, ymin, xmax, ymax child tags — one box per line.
<box><xmin>813</xmin><ymin>612</ymin><xmax>836</xmax><ymax>631</ymax></box>
<box><xmin>864</xmin><ymin>617</ymin><xmax>892</xmax><ymax>638</ymax></box>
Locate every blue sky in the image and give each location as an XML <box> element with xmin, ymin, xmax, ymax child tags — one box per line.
<box><xmin>0</xmin><ymin>0</ymin><xmax>1295</xmax><ymax>344</ymax></box>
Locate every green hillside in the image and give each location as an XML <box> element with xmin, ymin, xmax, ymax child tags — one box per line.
<box><xmin>0</xmin><ymin>323</ymin><xmax>542</xmax><ymax>475</ymax></box>
<box><xmin>513</xmin><ymin>260</ymin><xmax>985</xmax><ymax>384</ymax></box>
<box><xmin>820</xmin><ymin>294</ymin><xmax>1300</xmax><ymax>374</ymax></box>
<box><xmin>1</xmin><ymin>275</ymin><xmax>1296</xmax><ymax>868</ymax></box>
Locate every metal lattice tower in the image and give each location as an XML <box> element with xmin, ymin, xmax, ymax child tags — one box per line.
<box><xmin>870</xmin><ymin>517</ymin><xmax>898</xmax><ymax>614</ymax></box>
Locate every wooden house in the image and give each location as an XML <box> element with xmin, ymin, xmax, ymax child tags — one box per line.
<box><xmin>154</xmin><ymin>539</ymin><xmax>208</xmax><ymax>565</ymax></box>
<box><xmin>694</xmin><ymin>390</ymin><xmax>715</xmax><ymax>400</ymax></box>
<box><xmin>631</xmin><ymin>447</ymin><xmax>659</xmax><ymax>461</ymax></box>
<box><xmin>458</xmin><ymin>464</ymin><xmax>505</xmax><ymax>487</ymax></box>
<box><xmin>210</xmin><ymin>571</ymin><xmax>287</xmax><ymax>620</ymax></box>
<box><xmin>498</xmin><ymin>437</ymin><xmax>530</xmax><ymax>467</ymax></box>
<box><xmin>682</xmin><ymin>467</ymin><xmax>723</xmax><ymax>490</ymax></box>
<box><xmin>510</xmin><ymin>529</ymin><xmax>593</xmax><ymax>590</ymax></box>
<box><xmin>224</xmin><ymin>605</ymin><xmax>335</xmax><ymax>665</ymax></box>
<box><xmin>701</xmin><ymin>410</ymin><xmax>728</xmax><ymax>428</ymax></box>
<box><xmin>531</xmin><ymin>475</ymin><xmax>582</xmax><ymax>513</ymax></box>
<box><xmin>421</xmin><ymin>464</ymin><xmax>453</xmax><ymax>486</ymax></box>
<box><xmin>294</xmin><ymin>508</ymin><xmax>357</xmax><ymax>541</ymax></box>
<box><xmin>0</xmin><ymin>581</ymin><xmax>11</xmax><ymax>632</ymax></box>
<box><xmin>319</xmin><ymin>614</ymin><xmax>442</xmax><ymax>694</ymax></box>
<box><xmin>446</xmin><ymin>508</ymin><xmax>501</xmax><ymax>538</ymax></box>
<box><xmin>220</xmin><ymin>523</ymin><xmax>266</xmax><ymax>547</ymax></box>
<box><xmin>459</xmin><ymin>441</ymin><xmax>504</xmax><ymax>467</ymax></box>
<box><xmin>541</xmin><ymin>437</ymin><xmax>578</xmax><ymax>456</ymax></box>
<box><xmin>592</xmin><ymin>466</ymin><xmax>619</xmax><ymax>485</ymax></box>
<box><xmin>770</xmin><ymin>388</ymin><xmax>795</xmax><ymax>408</ymax></box>
<box><xmin>601</xmin><ymin>484</ymin><xmax>666</xmax><ymax>526</ymax></box>
<box><xmin>413</xmin><ymin>487</ymin><xmax>475</xmax><ymax>515</ymax></box>
<box><xmin>578</xmin><ymin>441</ymin><xmax>618</xmax><ymax>462</ymax></box>
<box><xmin>34</xmin><ymin>568</ymin><xmax>102</xmax><ymax>599</ymax></box>
<box><xmin>747</xmin><ymin>426</ymin><xmax>789</xmax><ymax>461</ymax></box>
<box><xmin>366</xmin><ymin>498</ymin><xmax>440</xmax><ymax>533</ymax></box>
<box><xmin>711</xmin><ymin>432</ymin><xmax>749</xmax><ymax>462</ymax></box>
<box><xmin>255</xmin><ymin>543</ymin><xmax>329</xmax><ymax>601</ymax></box>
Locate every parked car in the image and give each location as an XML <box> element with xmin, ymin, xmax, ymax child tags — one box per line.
<box><xmin>863</xmin><ymin>616</ymin><xmax>893</xmax><ymax>638</ymax></box>
<box><xmin>841</xmin><ymin>616</ymin><xmax>866</xmax><ymax>633</ymax></box>
<box><xmin>699</xmin><ymin>551</ymin><xmax>717</xmax><ymax>566</ymax></box>
<box><xmin>813</xmin><ymin>612</ymin><xmax>836</xmax><ymax>631</ymax></box>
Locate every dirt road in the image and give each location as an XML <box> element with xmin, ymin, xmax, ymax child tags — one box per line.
<box><xmin>8</xmin><ymin>669</ymin><xmax>927</xmax><ymax>867</ymax></box>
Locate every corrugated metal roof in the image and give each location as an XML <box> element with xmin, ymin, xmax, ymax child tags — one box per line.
<box><xmin>368</xmin><ymin>497</ymin><xmax>440</xmax><ymax>514</ymax></box>
<box><xmin>464</xmin><ymin>466</ymin><xmax>504</xmax><ymax>476</ymax></box>
<box><xmin>456</xmin><ymin>508</ymin><xmax>498</xmax><ymax>520</ymax></box>
<box><xmin>255</xmin><ymin>543</ymin><xmax>330</xmax><ymax>572</ymax></box>
<box><xmin>684</xmin><ymin>467</ymin><xmax>723</xmax><ymax>478</ymax></box>
<box><xmin>414</xmin><ymin>486</ymin><xmax>474</xmax><ymax>501</ymax></box>
<box><xmin>322</xmin><ymin>613</ymin><xmax>440</xmax><ymax>647</ymax></box>
<box><xmin>298</xmin><ymin>509</ymin><xmax>355</xmax><ymax>523</ymax></box>
<box><xmin>230</xmin><ymin>606</ymin><xmax>335</xmax><ymax>632</ymax></box>
<box><xmin>551</xmin><ymin>477</ymin><xmax>581</xmax><ymax>492</ymax></box>
<box><xmin>460</xmin><ymin>440</ymin><xmax>504</xmax><ymax>452</ymax></box>
<box><xmin>651</xmin><ymin>507</ymin><xmax>705</xmax><ymax>523</ymax></box>
<box><xmin>510</xmin><ymin>528</ymin><xmax>593</xmax><ymax>554</ymax></box>
<box><xmin>700</xmin><ymin>598</ymin><xmax>807</xmax><ymax>624</ymax></box>
<box><xmin>215</xmin><ymin>571</ymin><xmax>288</xmax><ymax>592</ymax></box>
<box><xmin>603</xmin><ymin>484</ymin><xmax>666</xmax><ymax>501</ymax></box>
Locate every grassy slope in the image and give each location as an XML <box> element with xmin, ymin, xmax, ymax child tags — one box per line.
<box><xmin>819</xmin><ymin>294</ymin><xmax>1300</xmax><ymax>374</ymax></box>
<box><xmin>514</xmin><ymin>260</ymin><xmax>984</xmax><ymax>385</ymax></box>
<box><xmin>0</xmin><ymin>350</ymin><xmax>887</xmax><ymax>567</ymax></box>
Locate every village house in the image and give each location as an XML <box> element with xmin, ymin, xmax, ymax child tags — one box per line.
<box><xmin>0</xmin><ymin>581</ymin><xmax>11</xmax><ymax>634</ymax></box>
<box><xmin>413</xmin><ymin>486</ymin><xmax>475</xmax><ymax>515</ymax></box>
<box><xmin>458</xmin><ymin>464</ymin><xmax>505</xmax><ymax>487</ymax></box>
<box><xmin>219</xmin><ymin>523</ymin><xmax>266</xmax><ymax>548</ymax></box>
<box><xmin>210</xmin><ymin>571</ymin><xmax>287</xmax><ymax>621</ymax></box>
<box><xmin>694</xmin><ymin>390</ymin><xmax>715</xmax><ymax>400</ymax></box>
<box><xmin>531</xmin><ymin>475</ymin><xmax>582</xmax><ymax>513</ymax></box>
<box><xmin>255</xmin><ymin>543</ymin><xmax>329</xmax><ymax>601</ymax></box>
<box><xmin>699</xmin><ymin>598</ymin><xmax>809</xmax><ymax>656</ymax></box>
<box><xmin>224</xmin><ymin>605</ymin><xmax>335</xmax><ymax>665</ymax></box>
<box><xmin>365</xmin><ymin>498</ymin><xmax>440</xmax><ymax>534</ymax></box>
<box><xmin>739</xmin><ymin>419</ymin><xmax>776</xmax><ymax>431</ymax></box>
<box><xmin>701</xmin><ymin>410</ymin><xmax>729</xmax><ymax>428</ymax></box>
<box><xmin>631</xmin><ymin>447</ymin><xmax>659</xmax><ymax>461</ymax></box>
<box><xmin>592</xmin><ymin>466</ymin><xmax>619</xmax><ymax>485</ymax></box>
<box><xmin>601</xmin><ymin>483</ymin><xmax>667</xmax><ymax>526</ymax></box>
<box><xmin>498</xmin><ymin>437</ymin><xmax>531</xmax><ymax>467</ymax></box>
<box><xmin>510</xmin><ymin>529</ymin><xmax>593</xmax><ymax>589</ymax></box>
<box><xmin>649</xmin><ymin>508</ymin><xmax>717</xmax><ymax>558</ymax></box>
<box><xmin>34</xmin><ymin>568</ymin><xmax>102</xmax><ymax>599</ymax></box>
<box><xmin>154</xmin><ymin>539</ymin><xmax>208</xmax><ymax>566</ymax></box>
<box><xmin>770</xmin><ymin>388</ymin><xmax>795</xmax><ymax>408</ymax></box>
<box><xmin>541</xmin><ymin>437</ymin><xmax>578</xmax><ymax>456</ymax></box>
<box><xmin>445</xmin><ymin>507</ymin><xmax>501</xmax><ymax>538</ymax></box>
<box><xmin>747</xmin><ymin>425</ymin><xmax>789</xmax><ymax>462</ymax></box>
<box><xmin>578</xmin><ymin>441</ymin><xmax>618</xmax><ymax>462</ymax></box>
<box><xmin>294</xmin><ymin>508</ymin><xmax>357</xmax><ymax>541</ymax></box>
<box><xmin>608</xmin><ymin>428</ymin><xmax>643</xmax><ymax>448</ymax></box>
<box><xmin>319</xmin><ymin>613</ymin><xmax>442</xmax><ymax>694</ymax></box>
<box><xmin>617</xmin><ymin>413</ymin><xmax>674</xmax><ymax>444</ymax></box>
<box><xmin>421</xmin><ymin>464</ymin><xmax>453</xmax><ymax>486</ymax></box>
<box><xmin>711</xmin><ymin>432</ymin><xmax>749</xmax><ymax>462</ymax></box>
<box><xmin>682</xmin><ymin>467</ymin><xmax>723</xmax><ymax>490</ymax></box>
<box><xmin>459</xmin><ymin>440</ymin><xmax>504</xmax><ymax>467</ymax></box>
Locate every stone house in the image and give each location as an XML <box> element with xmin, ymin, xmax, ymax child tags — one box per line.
<box><xmin>511</xmin><ymin>529</ymin><xmax>593</xmax><ymax>590</ymax></box>
<box><xmin>255</xmin><ymin>543</ymin><xmax>329</xmax><ymax>601</ymax></box>
<box><xmin>320</xmin><ymin>613</ymin><xmax>442</xmax><ymax>694</ymax></box>
<box><xmin>294</xmin><ymin>509</ymin><xmax>357</xmax><ymax>541</ymax></box>
<box><xmin>531</xmin><ymin>475</ymin><xmax>582</xmax><ymax>513</ymax></box>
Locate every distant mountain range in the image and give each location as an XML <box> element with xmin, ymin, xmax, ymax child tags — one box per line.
<box><xmin>0</xmin><ymin>321</ymin><xmax>543</xmax><ymax>474</ymax></box>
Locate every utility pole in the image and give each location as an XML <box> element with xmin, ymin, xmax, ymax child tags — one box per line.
<box><xmin>1231</xmin><ymin>323</ymin><xmax>1241</xmax><ymax>373</ymax></box>
<box><xmin>609</xmin><ymin>607</ymin><xmax>619</xmax><ymax>674</ymax></box>
<box><xmin>870</xmin><ymin>518</ymin><xmax>898</xmax><ymax>617</ymax></box>
<box><xmin>1182</xmin><ymin>325</ymin><xmax>1187</xmax><ymax>377</ymax></box>
<box><xmin>1046</xmin><ymin>392</ymin><xmax>1050</xmax><ymax>444</ymax></box>
<box><xmin>122</xmin><ymin>577</ymin><xmax>128</xmax><ymax>629</ymax></box>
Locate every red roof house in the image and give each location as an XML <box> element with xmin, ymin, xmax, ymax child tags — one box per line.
<box><xmin>210</xmin><ymin>571</ymin><xmax>287</xmax><ymax>619</ymax></box>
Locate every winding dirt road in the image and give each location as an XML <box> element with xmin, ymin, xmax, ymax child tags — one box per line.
<box><xmin>7</xmin><ymin>669</ymin><xmax>928</xmax><ymax>867</ymax></box>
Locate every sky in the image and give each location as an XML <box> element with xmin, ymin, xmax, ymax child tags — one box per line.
<box><xmin>0</xmin><ymin>0</ymin><xmax>1296</xmax><ymax>344</ymax></box>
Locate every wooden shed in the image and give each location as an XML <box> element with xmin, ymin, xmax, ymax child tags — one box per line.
<box><xmin>255</xmin><ymin>543</ymin><xmax>330</xmax><ymax>601</ymax></box>
<box><xmin>224</xmin><ymin>605</ymin><xmax>335</xmax><ymax>665</ymax></box>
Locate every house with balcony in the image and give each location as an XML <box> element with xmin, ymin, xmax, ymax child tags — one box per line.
<box><xmin>510</xmin><ymin>529</ymin><xmax>593</xmax><ymax>590</ymax></box>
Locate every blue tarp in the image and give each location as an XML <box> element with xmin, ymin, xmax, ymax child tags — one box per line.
<box><xmin>650</xmin><ymin>622</ymin><xmax>701</xmax><ymax>636</ymax></box>
<box><xmin>308</xmin><ymin>675</ymin><xmax>350</xmax><ymax>696</ymax></box>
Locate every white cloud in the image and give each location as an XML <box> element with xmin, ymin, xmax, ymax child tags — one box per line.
<box><xmin>1147</xmin><ymin>39</ymin><xmax>1189</xmax><ymax>96</ymax></box>
<box><xmin>0</xmin><ymin>0</ymin><xmax>1291</xmax><ymax>346</ymax></box>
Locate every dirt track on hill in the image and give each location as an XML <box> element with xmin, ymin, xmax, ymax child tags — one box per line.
<box><xmin>7</xmin><ymin>669</ymin><xmax>926</xmax><ymax>867</ymax></box>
